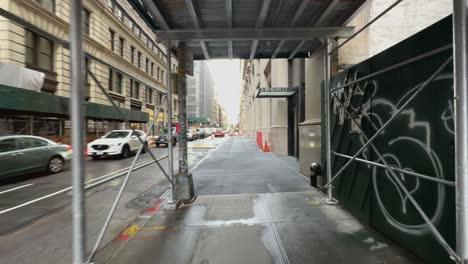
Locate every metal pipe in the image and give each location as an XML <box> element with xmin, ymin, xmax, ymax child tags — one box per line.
<box><xmin>166</xmin><ymin>41</ymin><xmax>175</xmax><ymax>202</ymax></box>
<box><xmin>329</xmin><ymin>0</ymin><xmax>404</xmax><ymax>54</ymax></box>
<box><xmin>332</xmin><ymin>152</ymin><xmax>456</xmax><ymax>187</ymax></box>
<box><xmin>325</xmin><ymin>56</ymin><xmax>453</xmax><ymax>188</ymax></box>
<box><xmin>454</xmin><ymin>0</ymin><xmax>468</xmax><ymax>262</ymax></box>
<box><xmin>323</xmin><ymin>38</ymin><xmax>337</xmax><ymax>204</ymax></box>
<box><xmin>70</xmin><ymin>1</ymin><xmax>85</xmax><ymax>263</ymax></box>
<box><xmin>177</xmin><ymin>61</ymin><xmax>188</xmax><ymax>174</ymax></box>
<box><xmin>87</xmin><ymin>101</ymin><xmax>166</xmax><ymax>262</ymax></box>
<box><xmin>87</xmin><ymin>143</ymin><xmax>144</xmax><ymax>262</ymax></box>
<box><xmin>330</xmin><ymin>44</ymin><xmax>452</xmax><ymax>92</ymax></box>
<box><xmin>84</xmin><ymin>156</ymin><xmax>167</xmax><ymax>190</ymax></box>
<box><xmin>88</xmin><ymin>71</ymin><xmax>174</xmax><ymax>186</ymax></box>
<box><xmin>331</xmin><ymin>91</ymin><xmax>458</xmax><ymax>260</ymax></box>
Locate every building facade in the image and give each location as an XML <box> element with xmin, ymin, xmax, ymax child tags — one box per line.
<box><xmin>239</xmin><ymin>59</ymin><xmax>297</xmax><ymax>156</ymax></box>
<box><xmin>238</xmin><ymin>0</ymin><xmax>452</xmax><ymax>175</ymax></box>
<box><xmin>0</xmin><ymin>0</ymin><xmax>178</xmax><ymax>143</ymax></box>
<box><xmin>186</xmin><ymin>61</ymin><xmax>217</xmax><ymax>125</ymax></box>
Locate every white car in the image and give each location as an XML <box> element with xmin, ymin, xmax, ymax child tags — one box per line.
<box><xmin>87</xmin><ymin>130</ymin><xmax>147</xmax><ymax>160</ymax></box>
<box><xmin>187</xmin><ymin>129</ymin><xmax>195</xmax><ymax>141</ymax></box>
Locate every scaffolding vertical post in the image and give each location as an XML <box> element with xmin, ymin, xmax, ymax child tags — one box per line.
<box><xmin>454</xmin><ymin>1</ymin><xmax>468</xmax><ymax>262</ymax></box>
<box><xmin>166</xmin><ymin>41</ymin><xmax>176</xmax><ymax>202</ymax></box>
<box><xmin>177</xmin><ymin>44</ymin><xmax>188</xmax><ymax>173</ymax></box>
<box><xmin>70</xmin><ymin>0</ymin><xmax>86</xmax><ymax>263</ymax></box>
<box><xmin>323</xmin><ymin>38</ymin><xmax>338</xmax><ymax>205</ymax></box>
<box><xmin>175</xmin><ymin>44</ymin><xmax>194</xmax><ymax>201</ymax></box>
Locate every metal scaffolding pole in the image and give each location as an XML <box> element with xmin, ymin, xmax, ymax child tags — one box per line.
<box><xmin>175</xmin><ymin>44</ymin><xmax>194</xmax><ymax>202</ymax></box>
<box><xmin>323</xmin><ymin>38</ymin><xmax>337</xmax><ymax>205</ymax></box>
<box><xmin>177</xmin><ymin>47</ymin><xmax>188</xmax><ymax>174</ymax></box>
<box><xmin>454</xmin><ymin>0</ymin><xmax>468</xmax><ymax>262</ymax></box>
<box><xmin>70</xmin><ymin>0</ymin><xmax>86</xmax><ymax>263</ymax></box>
<box><xmin>166</xmin><ymin>41</ymin><xmax>176</xmax><ymax>202</ymax></box>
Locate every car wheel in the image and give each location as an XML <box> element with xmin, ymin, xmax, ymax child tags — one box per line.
<box><xmin>91</xmin><ymin>156</ymin><xmax>101</xmax><ymax>160</ymax></box>
<box><xmin>156</xmin><ymin>143</ymin><xmax>160</xmax><ymax>147</ymax></box>
<box><xmin>48</xmin><ymin>156</ymin><xmax>64</xmax><ymax>174</ymax></box>
<box><xmin>121</xmin><ymin>145</ymin><xmax>131</xmax><ymax>159</ymax></box>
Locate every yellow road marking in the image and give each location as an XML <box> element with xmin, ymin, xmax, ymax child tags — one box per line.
<box><xmin>307</xmin><ymin>200</ymin><xmax>321</xmax><ymax>205</ymax></box>
<box><xmin>141</xmin><ymin>226</ymin><xmax>166</xmax><ymax>231</ymax></box>
<box><xmin>122</xmin><ymin>224</ymin><xmax>139</xmax><ymax>236</ymax></box>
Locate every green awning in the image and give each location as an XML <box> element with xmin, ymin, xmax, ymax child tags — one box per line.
<box><xmin>0</xmin><ymin>84</ymin><xmax>148</xmax><ymax>122</ymax></box>
<box><xmin>187</xmin><ymin>117</ymin><xmax>210</xmax><ymax>123</ymax></box>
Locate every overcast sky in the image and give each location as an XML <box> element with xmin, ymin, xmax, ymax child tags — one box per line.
<box><xmin>207</xmin><ymin>59</ymin><xmax>241</xmax><ymax>125</ymax></box>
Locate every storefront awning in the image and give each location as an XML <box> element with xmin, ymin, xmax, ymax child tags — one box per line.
<box><xmin>0</xmin><ymin>85</ymin><xmax>149</xmax><ymax>122</ymax></box>
<box><xmin>188</xmin><ymin>117</ymin><xmax>211</xmax><ymax>123</ymax></box>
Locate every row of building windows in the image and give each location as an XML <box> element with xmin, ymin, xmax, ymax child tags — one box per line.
<box><xmin>29</xmin><ymin>0</ymin><xmax>172</xmax><ymax>112</ymax></box>
<box><xmin>108</xmin><ymin>68</ymin><xmax>164</xmax><ymax>106</ymax></box>
<box><xmin>106</xmin><ymin>0</ymin><xmax>167</xmax><ymax>62</ymax></box>
<box><xmin>109</xmin><ymin>28</ymin><xmax>165</xmax><ymax>83</ymax></box>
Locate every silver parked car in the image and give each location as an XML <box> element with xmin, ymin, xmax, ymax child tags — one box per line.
<box><xmin>0</xmin><ymin>135</ymin><xmax>73</xmax><ymax>179</ymax></box>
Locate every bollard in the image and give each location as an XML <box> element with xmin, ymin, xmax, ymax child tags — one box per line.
<box><xmin>310</xmin><ymin>162</ymin><xmax>321</xmax><ymax>187</ymax></box>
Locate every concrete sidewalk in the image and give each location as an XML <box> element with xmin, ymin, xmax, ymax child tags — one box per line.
<box><xmin>97</xmin><ymin>136</ymin><xmax>422</xmax><ymax>264</ymax></box>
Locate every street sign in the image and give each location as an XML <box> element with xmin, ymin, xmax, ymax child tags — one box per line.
<box><xmin>255</xmin><ymin>86</ymin><xmax>297</xmax><ymax>98</ymax></box>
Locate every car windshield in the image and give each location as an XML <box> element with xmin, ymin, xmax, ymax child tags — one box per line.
<box><xmin>104</xmin><ymin>131</ymin><xmax>129</xmax><ymax>138</ymax></box>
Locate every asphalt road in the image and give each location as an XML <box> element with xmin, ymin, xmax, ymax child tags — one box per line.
<box><xmin>0</xmin><ymin>147</ymin><xmax>168</xmax><ymax>235</ymax></box>
<box><xmin>0</xmin><ymin>137</ymin><xmax>223</xmax><ymax>236</ymax></box>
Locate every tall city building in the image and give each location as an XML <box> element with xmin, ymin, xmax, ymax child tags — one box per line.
<box><xmin>0</xmin><ymin>0</ymin><xmax>178</xmax><ymax>143</ymax></box>
<box><xmin>186</xmin><ymin>61</ymin><xmax>216</xmax><ymax>124</ymax></box>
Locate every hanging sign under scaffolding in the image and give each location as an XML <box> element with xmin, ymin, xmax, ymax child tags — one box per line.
<box><xmin>255</xmin><ymin>86</ymin><xmax>298</xmax><ymax>98</ymax></box>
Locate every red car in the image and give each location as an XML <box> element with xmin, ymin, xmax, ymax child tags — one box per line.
<box><xmin>214</xmin><ymin>130</ymin><xmax>224</xmax><ymax>137</ymax></box>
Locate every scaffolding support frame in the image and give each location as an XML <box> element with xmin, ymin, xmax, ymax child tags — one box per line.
<box><xmin>454</xmin><ymin>0</ymin><xmax>468</xmax><ymax>262</ymax></box>
<box><xmin>323</xmin><ymin>37</ymin><xmax>338</xmax><ymax>205</ymax></box>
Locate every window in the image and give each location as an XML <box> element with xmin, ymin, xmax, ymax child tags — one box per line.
<box><xmin>109</xmin><ymin>69</ymin><xmax>122</xmax><ymax>93</ymax></box>
<box><xmin>109</xmin><ymin>29</ymin><xmax>115</xmax><ymax>51</ymax></box>
<box><xmin>116</xmin><ymin>8</ymin><xmax>123</xmax><ymax>21</ymax></box>
<box><xmin>0</xmin><ymin>138</ymin><xmax>17</xmax><ymax>153</ymax></box>
<box><xmin>146</xmin><ymin>58</ymin><xmax>149</xmax><ymax>73</ymax></box>
<box><xmin>129</xmin><ymin>79</ymin><xmax>133</xmax><ymax>97</ymax></box>
<box><xmin>131</xmin><ymin>81</ymin><xmax>140</xmax><ymax>99</ymax></box>
<box><xmin>145</xmin><ymin>87</ymin><xmax>152</xmax><ymax>103</ymax></box>
<box><xmin>130</xmin><ymin>46</ymin><xmax>135</xmax><ymax>64</ymax></box>
<box><xmin>151</xmin><ymin>62</ymin><xmax>154</xmax><ymax>77</ymax></box>
<box><xmin>83</xmin><ymin>9</ymin><xmax>90</xmax><ymax>35</ymax></box>
<box><xmin>107</xmin><ymin>0</ymin><xmax>114</xmax><ymax>10</ymax></box>
<box><xmin>119</xmin><ymin>37</ymin><xmax>124</xmax><ymax>57</ymax></box>
<box><xmin>85</xmin><ymin>56</ymin><xmax>91</xmax><ymax>99</ymax></box>
<box><xmin>157</xmin><ymin>93</ymin><xmax>163</xmax><ymax>105</ymax></box>
<box><xmin>115</xmin><ymin>72</ymin><xmax>122</xmax><ymax>94</ymax></box>
<box><xmin>108</xmin><ymin>68</ymin><xmax>113</xmax><ymax>91</ymax></box>
<box><xmin>34</xmin><ymin>0</ymin><xmax>54</xmax><ymax>12</ymax></box>
<box><xmin>161</xmin><ymin>70</ymin><xmax>164</xmax><ymax>83</ymax></box>
<box><xmin>157</xmin><ymin>67</ymin><xmax>160</xmax><ymax>80</ymax></box>
<box><xmin>18</xmin><ymin>138</ymin><xmax>48</xmax><ymax>149</ymax></box>
<box><xmin>25</xmin><ymin>30</ymin><xmax>53</xmax><ymax>72</ymax></box>
<box><xmin>137</xmin><ymin>52</ymin><xmax>142</xmax><ymax>68</ymax></box>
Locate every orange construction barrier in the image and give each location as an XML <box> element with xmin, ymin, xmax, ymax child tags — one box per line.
<box><xmin>263</xmin><ymin>141</ymin><xmax>269</xmax><ymax>152</ymax></box>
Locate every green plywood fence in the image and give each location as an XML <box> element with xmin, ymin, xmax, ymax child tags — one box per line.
<box><xmin>323</xmin><ymin>16</ymin><xmax>455</xmax><ymax>264</ymax></box>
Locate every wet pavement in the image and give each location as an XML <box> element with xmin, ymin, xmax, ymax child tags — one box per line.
<box><xmin>97</xmin><ymin>136</ymin><xmax>423</xmax><ymax>264</ymax></box>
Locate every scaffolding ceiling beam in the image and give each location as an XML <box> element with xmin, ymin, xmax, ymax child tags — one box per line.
<box><xmin>156</xmin><ymin>27</ymin><xmax>354</xmax><ymax>41</ymax></box>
